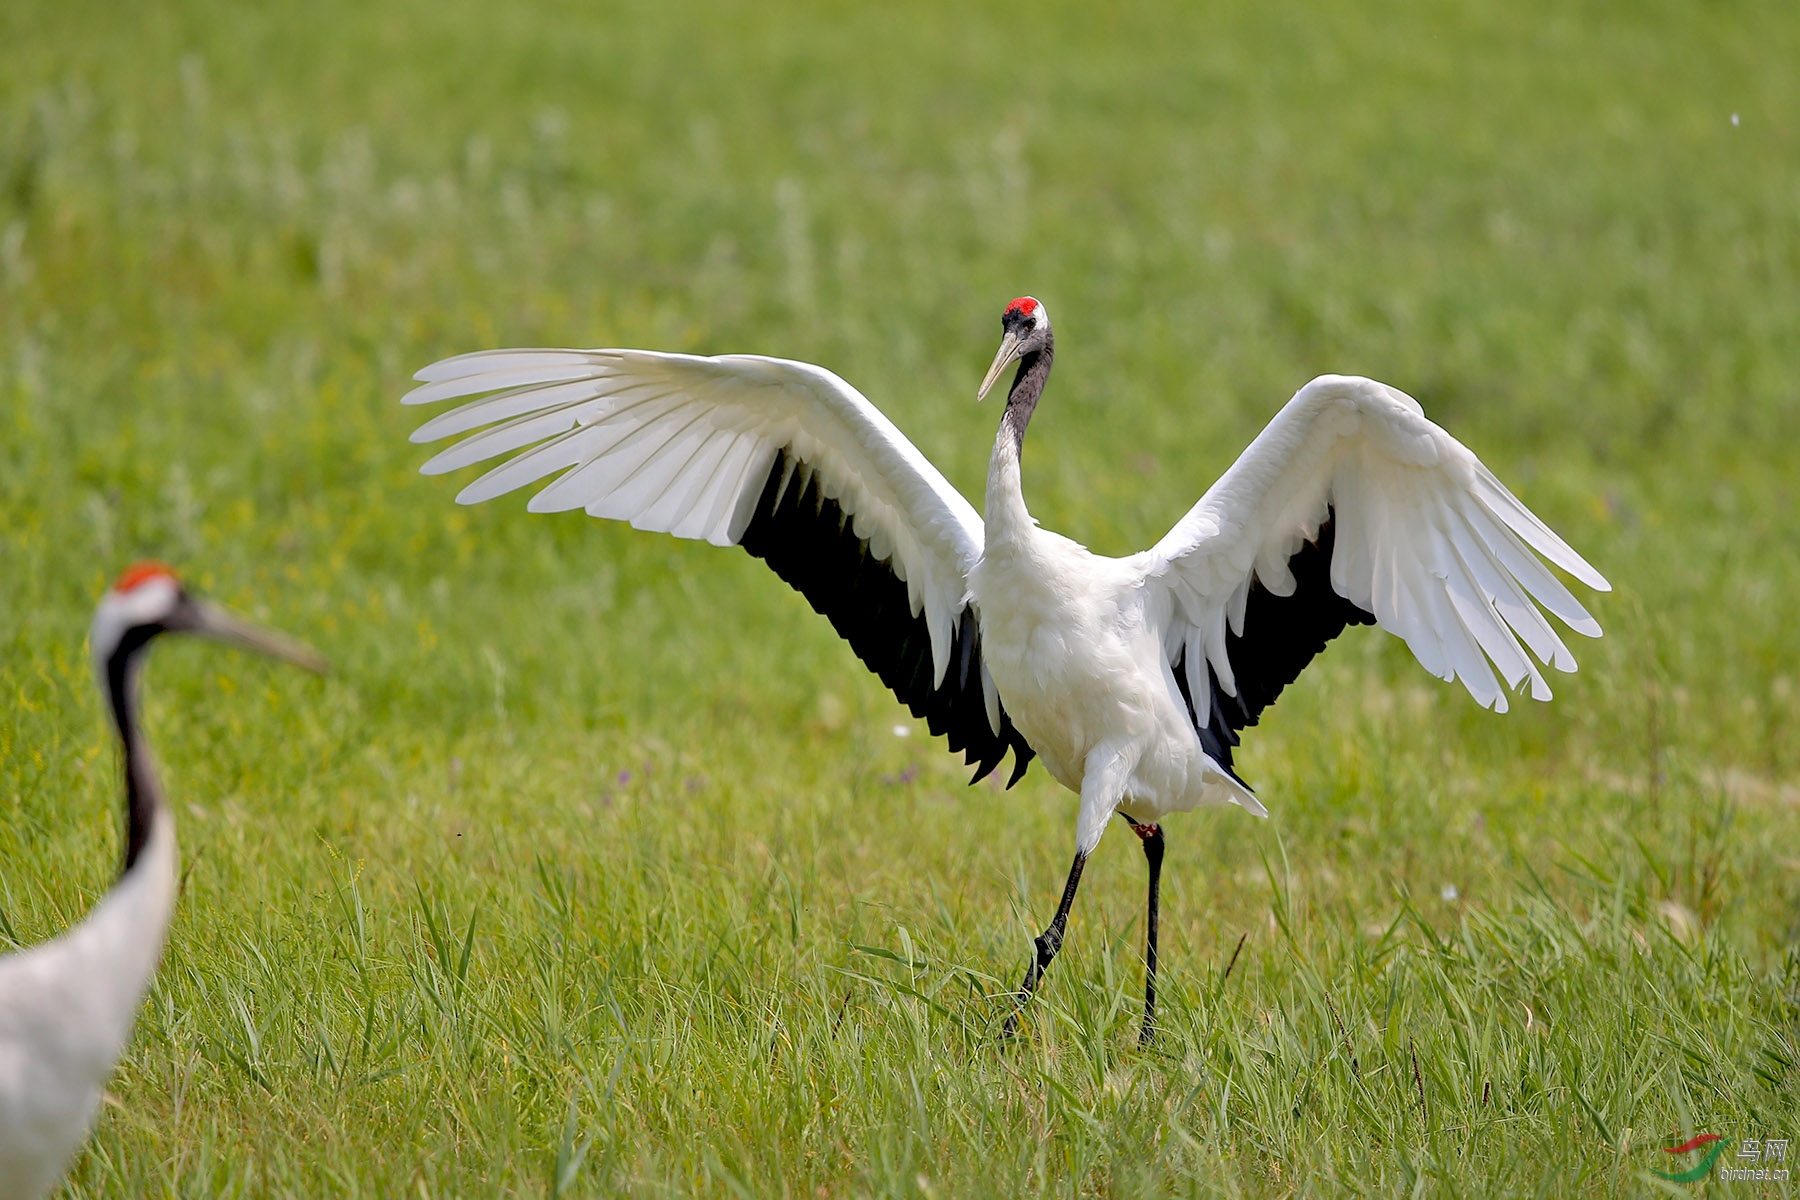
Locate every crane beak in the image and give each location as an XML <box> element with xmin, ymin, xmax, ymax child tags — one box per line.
<box><xmin>977</xmin><ymin>331</ymin><xmax>1023</xmax><ymax>401</ymax></box>
<box><xmin>182</xmin><ymin>599</ymin><xmax>331</xmax><ymax>675</ymax></box>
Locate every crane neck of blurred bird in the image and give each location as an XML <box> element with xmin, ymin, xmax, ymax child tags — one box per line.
<box><xmin>987</xmin><ymin>332</ymin><xmax>1054</xmax><ymax>543</ymax></box>
<box><xmin>104</xmin><ymin>630</ymin><xmax>170</xmax><ymax>878</ymax></box>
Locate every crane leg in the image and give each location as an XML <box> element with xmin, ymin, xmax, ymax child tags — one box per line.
<box><xmin>1001</xmin><ymin>849</ymin><xmax>1088</xmax><ymax>1037</ymax></box>
<box><xmin>1123</xmin><ymin>817</ymin><xmax>1165</xmax><ymax>1046</ymax></box>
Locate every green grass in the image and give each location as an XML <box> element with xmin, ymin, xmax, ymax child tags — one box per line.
<box><xmin>4</xmin><ymin>0</ymin><xmax>1800</xmax><ymax>1194</ymax></box>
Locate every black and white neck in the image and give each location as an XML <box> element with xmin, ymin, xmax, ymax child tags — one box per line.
<box><xmin>981</xmin><ymin>297</ymin><xmax>1055</xmax><ymax>537</ymax></box>
<box><xmin>1000</xmin><ymin>331</ymin><xmax>1054</xmax><ymax>458</ymax></box>
<box><xmin>90</xmin><ymin>567</ymin><xmax>182</xmax><ymax>877</ymax></box>
<box><xmin>106</xmin><ymin>633</ymin><xmax>165</xmax><ymax>874</ymax></box>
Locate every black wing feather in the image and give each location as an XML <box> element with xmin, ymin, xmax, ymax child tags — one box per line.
<box><xmin>1171</xmin><ymin>511</ymin><xmax>1375</xmax><ymax>784</ymax></box>
<box><xmin>738</xmin><ymin>448</ymin><xmax>1035</xmax><ymax>786</ymax></box>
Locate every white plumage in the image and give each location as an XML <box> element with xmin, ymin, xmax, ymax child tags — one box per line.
<box><xmin>0</xmin><ymin>566</ymin><xmax>323</xmax><ymax>1199</ymax></box>
<box><xmin>412</xmin><ymin>350</ymin><xmax>986</xmax><ymax>688</ymax></box>
<box><xmin>403</xmin><ymin>296</ymin><xmax>1608</xmax><ymax>1039</ymax></box>
<box><xmin>1143</xmin><ymin>374</ymin><xmax>1605</xmax><ymax>719</ymax></box>
<box><xmin>0</xmin><ymin>813</ymin><xmax>175</xmax><ymax>1200</ymax></box>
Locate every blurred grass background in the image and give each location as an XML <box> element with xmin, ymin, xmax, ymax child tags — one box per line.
<box><xmin>3</xmin><ymin>0</ymin><xmax>1799</xmax><ymax>1194</ymax></box>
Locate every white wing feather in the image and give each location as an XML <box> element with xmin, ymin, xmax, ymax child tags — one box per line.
<box><xmin>1139</xmin><ymin>375</ymin><xmax>1609</xmax><ymax>714</ymax></box>
<box><xmin>404</xmin><ymin>349</ymin><xmax>985</xmax><ymax>686</ymax></box>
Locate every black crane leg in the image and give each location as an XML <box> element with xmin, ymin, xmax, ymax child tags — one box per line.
<box><xmin>1002</xmin><ymin>849</ymin><xmax>1088</xmax><ymax>1037</ymax></box>
<box><xmin>1123</xmin><ymin>817</ymin><xmax>1166</xmax><ymax>1046</ymax></box>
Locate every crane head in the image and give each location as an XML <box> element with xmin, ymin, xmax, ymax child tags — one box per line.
<box><xmin>979</xmin><ymin>296</ymin><xmax>1053</xmax><ymax>400</ymax></box>
<box><xmin>91</xmin><ymin>562</ymin><xmax>329</xmax><ymax>675</ymax></box>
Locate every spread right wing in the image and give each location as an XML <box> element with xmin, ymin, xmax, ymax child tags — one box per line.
<box><xmin>404</xmin><ymin>348</ymin><xmax>1035</xmax><ymax>784</ymax></box>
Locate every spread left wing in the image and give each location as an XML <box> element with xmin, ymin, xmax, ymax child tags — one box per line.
<box><xmin>1135</xmin><ymin>374</ymin><xmax>1610</xmax><ymax>780</ymax></box>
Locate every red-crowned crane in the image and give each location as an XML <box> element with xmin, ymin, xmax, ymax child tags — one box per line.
<box><xmin>402</xmin><ymin>297</ymin><xmax>1608</xmax><ymax>1042</ymax></box>
<box><xmin>0</xmin><ymin>565</ymin><xmax>324</xmax><ymax>1199</ymax></box>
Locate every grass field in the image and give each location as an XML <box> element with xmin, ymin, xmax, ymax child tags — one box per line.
<box><xmin>4</xmin><ymin>0</ymin><xmax>1800</xmax><ymax>1194</ymax></box>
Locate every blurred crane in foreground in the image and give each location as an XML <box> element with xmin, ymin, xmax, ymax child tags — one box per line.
<box><xmin>403</xmin><ymin>296</ymin><xmax>1608</xmax><ymax>1042</ymax></box>
<box><xmin>0</xmin><ymin>565</ymin><xmax>324</xmax><ymax>1200</ymax></box>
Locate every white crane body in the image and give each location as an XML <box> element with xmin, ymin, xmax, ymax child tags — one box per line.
<box><xmin>973</xmin><ymin>427</ymin><xmax>1261</xmax><ymax>854</ymax></box>
<box><xmin>0</xmin><ymin>811</ymin><xmax>174</xmax><ymax>1200</ymax></box>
